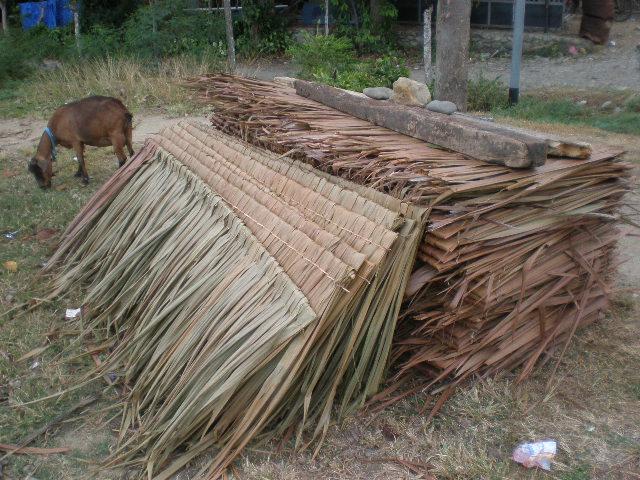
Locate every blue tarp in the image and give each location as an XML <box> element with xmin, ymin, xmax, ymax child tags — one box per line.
<box><xmin>19</xmin><ymin>0</ymin><xmax>71</xmax><ymax>30</ymax></box>
<box><xmin>56</xmin><ymin>0</ymin><xmax>73</xmax><ymax>27</ymax></box>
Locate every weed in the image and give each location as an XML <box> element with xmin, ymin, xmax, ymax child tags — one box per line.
<box><xmin>468</xmin><ymin>74</ymin><xmax>509</xmax><ymax>111</ymax></box>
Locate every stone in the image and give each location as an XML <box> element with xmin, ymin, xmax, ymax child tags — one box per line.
<box><xmin>363</xmin><ymin>87</ymin><xmax>393</xmax><ymax>100</ymax></box>
<box><xmin>426</xmin><ymin>100</ymin><xmax>457</xmax><ymax>115</ymax></box>
<box><xmin>614</xmin><ymin>107</ymin><xmax>622</xmax><ymax>114</ymax></box>
<box><xmin>576</xmin><ymin>100</ymin><xmax>587</xmax><ymax>107</ymax></box>
<box><xmin>600</xmin><ymin>100</ymin><xmax>613</xmax><ymax>110</ymax></box>
<box><xmin>41</xmin><ymin>59</ymin><xmax>62</xmax><ymax>70</ymax></box>
<box><xmin>391</xmin><ymin>77</ymin><xmax>432</xmax><ymax>107</ymax></box>
<box><xmin>273</xmin><ymin>76</ymin><xmax>296</xmax><ymax>88</ymax></box>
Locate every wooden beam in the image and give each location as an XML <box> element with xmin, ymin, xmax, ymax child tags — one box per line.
<box><xmin>294</xmin><ymin>80</ymin><xmax>547</xmax><ymax>168</ymax></box>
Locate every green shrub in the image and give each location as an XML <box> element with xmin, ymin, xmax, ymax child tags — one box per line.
<box><xmin>288</xmin><ymin>33</ymin><xmax>407</xmax><ymax>91</ymax></box>
<box><xmin>123</xmin><ymin>0</ymin><xmax>226</xmax><ymax>58</ymax></box>
<box><xmin>467</xmin><ymin>74</ymin><xmax>509</xmax><ymax>111</ymax></box>
<box><xmin>236</xmin><ymin>0</ymin><xmax>293</xmax><ymax>55</ymax></box>
<box><xmin>81</xmin><ymin>25</ymin><xmax>124</xmax><ymax>59</ymax></box>
<box><xmin>625</xmin><ymin>95</ymin><xmax>640</xmax><ymax>113</ymax></box>
<box><xmin>330</xmin><ymin>0</ymin><xmax>398</xmax><ymax>54</ymax></box>
<box><xmin>0</xmin><ymin>37</ymin><xmax>34</xmax><ymax>86</ymax></box>
<box><xmin>288</xmin><ymin>33</ymin><xmax>356</xmax><ymax>78</ymax></box>
<box><xmin>0</xmin><ymin>26</ymin><xmax>75</xmax><ymax>86</ymax></box>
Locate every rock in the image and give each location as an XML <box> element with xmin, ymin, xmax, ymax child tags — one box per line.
<box><xmin>614</xmin><ymin>107</ymin><xmax>622</xmax><ymax>114</ymax></box>
<box><xmin>41</xmin><ymin>59</ymin><xmax>62</xmax><ymax>70</ymax></box>
<box><xmin>600</xmin><ymin>100</ymin><xmax>613</xmax><ymax>110</ymax></box>
<box><xmin>273</xmin><ymin>76</ymin><xmax>296</xmax><ymax>88</ymax></box>
<box><xmin>426</xmin><ymin>100</ymin><xmax>457</xmax><ymax>115</ymax></box>
<box><xmin>4</xmin><ymin>288</ymin><xmax>17</xmax><ymax>304</ymax></box>
<box><xmin>391</xmin><ymin>77</ymin><xmax>432</xmax><ymax>107</ymax></box>
<box><xmin>363</xmin><ymin>87</ymin><xmax>393</xmax><ymax>100</ymax></box>
<box><xmin>576</xmin><ymin>100</ymin><xmax>587</xmax><ymax>107</ymax></box>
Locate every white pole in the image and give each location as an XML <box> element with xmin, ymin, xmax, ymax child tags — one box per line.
<box><xmin>509</xmin><ymin>0</ymin><xmax>526</xmax><ymax>105</ymax></box>
<box><xmin>223</xmin><ymin>0</ymin><xmax>236</xmax><ymax>70</ymax></box>
<box><xmin>423</xmin><ymin>6</ymin><xmax>432</xmax><ymax>84</ymax></box>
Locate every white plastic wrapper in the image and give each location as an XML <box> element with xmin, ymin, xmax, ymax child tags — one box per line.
<box><xmin>65</xmin><ymin>307</ymin><xmax>82</xmax><ymax>319</ymax></box>
<box><xmin>512</xmin><ymin>440</ymin><xmax>557</xmax><ymax>470</ymax></box>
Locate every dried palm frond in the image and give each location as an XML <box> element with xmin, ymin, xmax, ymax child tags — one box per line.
<box><xmin>45</xmin><ymin>122</ymin><xmax>425</xmax><ymax>478</ymax></box>
<box><xmin>184</xmin><ymin>75</ymin><xmax>632</xmax><ymax>408</ymax></box>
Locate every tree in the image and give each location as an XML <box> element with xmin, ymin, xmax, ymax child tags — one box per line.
<box><xmin>0</xmin><ymin>0</ymin><xmax>7</xmax><ymax>34</ymax></box>
<box><xmin>370</xmin><ymin>0</ymin><xmax>381</xmax><ymax>27</ymax></box>
<box><xmin>69</xmin><ymin>0</ymin><xmax>81</xmax><ymax>53</ymax></box>
<box><xmin>434</xmin><ymin>0</ymin><xmax>472</xmax><ymax>111</ymax></box>
<box><xmin>223</xmin><ymin>0</ymin><xmax>235</xmax><ymax>70</ymax></box>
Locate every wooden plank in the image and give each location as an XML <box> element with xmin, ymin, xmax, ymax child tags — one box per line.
<box><xmin>294</xmin><ymin>79</ymin><xmax>548</xmax><ymax>168</ymax></box>
<box><xmin>453</xmin><ymin>115</ymin><xmax>593</xmax><ymax>159</ymax></box>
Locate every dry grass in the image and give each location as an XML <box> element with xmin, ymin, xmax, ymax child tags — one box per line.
<box><xmin>0</xmin><ymin>56</ymin><xmax>222</xmax><ymax>119</ymax></box>
<box><xmin>0</xmin><ymin>118</ymin><xmax>638</xmax><ymax>479</ymax></box>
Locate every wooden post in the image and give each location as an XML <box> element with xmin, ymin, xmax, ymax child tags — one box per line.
<box><xmin>434</xmin><ymin>0</ymin><xmax>472</xmax><ymax>111</ymax></box>
<box><xmin>423</xmin><ymin>5</ymin><xmax>433</xmax><ymax>84</ymax></box>
<box><xmin>223</xmin><ymin>0</ymin><xmax>236</xmax><ymax>70</ymax></box>
<box><xmin>0</xmin><ymin>1</ymin><xmax>8</xmax><ymax>34</ymax></box>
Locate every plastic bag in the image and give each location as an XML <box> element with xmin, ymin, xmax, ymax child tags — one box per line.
<box><xmin>512</xmin><ymin>440</ymin><xmax>557</xmax><ymax>470</ymax></box>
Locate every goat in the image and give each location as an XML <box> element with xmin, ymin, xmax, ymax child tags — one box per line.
<box><xmin>29</xmin><ymin>96</ymin><xmax>134</xmax><ymax>188</ymax></box>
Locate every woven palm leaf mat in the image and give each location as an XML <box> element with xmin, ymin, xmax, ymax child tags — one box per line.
<box><xmin>186</xmin><ymin>75</ymin><xmax>633</xmax><ymax>402</ymax></box>
<box><xmin>44</xmin><ymin>121</ymin><xmax>425</xmax><ymax>478</ymax></box>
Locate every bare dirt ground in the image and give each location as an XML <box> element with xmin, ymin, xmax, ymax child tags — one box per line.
<box><xmin>464</xmin><ymin>18</ymin><xmax>640</xmax><ymax>91</ymax></box>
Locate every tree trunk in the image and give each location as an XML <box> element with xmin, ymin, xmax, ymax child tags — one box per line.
<box><xmin>580</xmin><ymin>0</ymin><xmax>614</xmax><ymax>44</ymax></box>
<box><xmin>1</xmin><ymin>1</ymin><xmax>8</xmax><ymax>34</ymax></box>
<box><xmin>434</xmin><ymin>0</ymin><xmax>472</xmax><ymax>111</ymax></box>
<box><xmin>324</xmin><ymin>0</ymin><xmax>329</xmax><ymax>35</ymax></box>
<box><xmin>70</xmin><ymin>1</ymin><xmax>81</xmax><ymax>54</ymax></box>
<box><xmin>370</xmin><ymin>0</ymin><xmax>381</xmax><ymax>27</ymax></box>
<box><xmin>423</xmin><ymin>6</ymin><xmax>433</xmax><ymax>84</ymax></box>
<box><xmin>223</xmin><ymin>0</ymin><xmax>236</xmax><ymax>70</ymax></box>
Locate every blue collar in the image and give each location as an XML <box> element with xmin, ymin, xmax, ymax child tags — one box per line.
<box><xmin>44</xmin><ymin>127</ymin><xmax>57</xmax><ymax>161</ymax></box>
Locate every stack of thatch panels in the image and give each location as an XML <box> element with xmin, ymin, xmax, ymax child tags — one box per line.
<box><xmin>46</xmin><ymin>122</ymin><xmax>424</xmax><ymax>477</ymax></box>
<box><xmin>186</xmin><ymin>74</ymin><xmax>632</xmax><ymax>398</ymax></box>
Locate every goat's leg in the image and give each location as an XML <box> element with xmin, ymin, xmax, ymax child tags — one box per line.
<box><xmin>125</xmin><ymin>123</ymin><xmax>134</xmax><ymax>157</ymax></box>
<box><xmin>112</xmin><ymin>134</ymin><xmax>128</xmax><ymax>168</ymax></box>
<box><xmin>73</xmin><ymin>143</ymin><xmax>89</xmax><ymax>184</ymax></box>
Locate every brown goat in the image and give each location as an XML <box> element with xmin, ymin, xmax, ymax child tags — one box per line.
<box><xmin>29</xmin><ymin>96</ymin><xmax>134</xmax><ymax>188</ymax></box>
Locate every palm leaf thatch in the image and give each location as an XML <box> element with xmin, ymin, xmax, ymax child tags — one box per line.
<box><xmin>184</xmin><ymin>75</ymin><xmax>632</xmax><ymax>402</ymax></box>
<box><xmin>44</xmin><ymin>122</ymin><xmax>424</xmax><ymax>478</ymax></box>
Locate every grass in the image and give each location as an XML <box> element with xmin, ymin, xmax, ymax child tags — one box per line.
<box><xmin>497</xmin><ymin>97</ymin><xmax>640</xmax><ymax>136</ymax></box>
<box><xmin>0</xmin><ymin>55</ymin><xmax>222</xmax><ymax>119</ymax></box>
<box><xmin>1</xmin><ymin>119</ymin><xmax>639</xmax><ymax>479</ymax></box>
<box><xmin>0</xmin><ymin>148</ymin><xmax>126</xmax><ymax>479</ymax></box>
<box><xmin>466</xmin><ymin>78</ymin><xmax>640</xmax><ymax>136</ymax></box>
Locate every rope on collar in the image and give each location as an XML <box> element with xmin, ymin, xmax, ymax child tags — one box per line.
<box><xmin>44</xmin><ymin>127</ymin><xmax>57</xmax><ymax>162</ymax></box>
